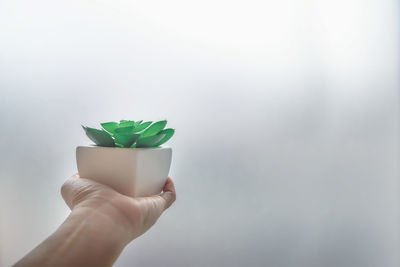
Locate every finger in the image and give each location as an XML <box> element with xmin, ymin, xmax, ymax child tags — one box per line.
<box><xmin>137</xmin><ymin>177</ymin><xmax>176</xmax><ymax>214</ymax></box>
<box><xmin>60</xmin><ymin>174</ymin><xmax>99</xmax><ymax>209</ymax></box>
<box><xmin>60</xmin><ymin>176</ymin><xmax>76</xmax><ymax>209</ymax></box>
<box><xmin>160</xmin><ymin>177</ymin><xmax>176</xmax><ymax>210</ymax></box>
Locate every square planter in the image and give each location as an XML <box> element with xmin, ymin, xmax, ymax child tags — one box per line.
<box><xmin>76</xmin><ymin>146</ymin><xmax>172</xmax><ymax>197</ymax></box>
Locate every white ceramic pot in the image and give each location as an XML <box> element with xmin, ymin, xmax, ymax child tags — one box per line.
<box><xmin>76</xmin><ymin>146</ymin><xmax>172</xmax><ymax>197</ymax></box>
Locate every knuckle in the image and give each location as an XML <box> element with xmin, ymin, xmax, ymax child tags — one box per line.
<box><xmin>60</xmin><ymin>180</ymin><xmax>72</xmax><ymax>199</ymax></box>
<box><xmin>61</xmin><ymin>178</ymin><xmax>99</xmax><ymax>208</ymax></box>
<box><xmin>71</xmin><ymin>183</ymin><xmax>96</xmax><ymax>207</ymax></box>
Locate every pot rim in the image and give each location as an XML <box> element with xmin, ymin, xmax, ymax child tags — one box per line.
<box><xmin>77</xmin><ymin>145</ymin><xmax>171</xmax><ymax>150</ymax></box>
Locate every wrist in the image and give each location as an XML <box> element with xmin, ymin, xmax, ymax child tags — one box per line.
<box><xmin>46</xmin><ymin>208</ymin><xmax>129</xmax><ymax>267</ymax></box>
<box><xmin>67</xmin><ymin>206</ymin><xmax>132</xmax><ymax>246</ymax></box>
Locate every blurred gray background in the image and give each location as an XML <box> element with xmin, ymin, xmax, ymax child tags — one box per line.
<box><xmin>0</xmin><ymin>0</ymin><xmax>399</xmax><ymax>266</ymax></box>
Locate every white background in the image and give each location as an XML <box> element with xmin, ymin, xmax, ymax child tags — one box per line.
<box><xmin>0</xmin><ymin>0</ymin><xmax>399</xmax><ymax>266</ymax></box>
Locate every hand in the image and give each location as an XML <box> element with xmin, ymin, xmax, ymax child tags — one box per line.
<box><xmin>14</xmin><ymin>174</ymin><xmax>176</xmax><ymax>267</ymax></box>
<box><xmin>61</xmin><ymin>174</ymin><xmax>176</xmax><ymax>241</ymax></box>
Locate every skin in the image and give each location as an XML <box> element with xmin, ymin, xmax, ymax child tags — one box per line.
<box><xmin>14</xmin><ymin>174</ymin><xmax>176</xmax><ymax>267</ymax></box>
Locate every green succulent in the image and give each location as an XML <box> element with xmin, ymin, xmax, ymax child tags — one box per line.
<box><xmin>82</xmin><ymin>120</ymin><xmax>175</xmax><ymax>148</ymax></box>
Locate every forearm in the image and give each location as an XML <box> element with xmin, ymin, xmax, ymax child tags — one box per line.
<box><xmin>14</xmin><ymin>207</ymin><xmax>130</xmax><ymax>267</ymax></box>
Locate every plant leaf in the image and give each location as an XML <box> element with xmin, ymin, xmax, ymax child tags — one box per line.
<box><xmin>136</xmin><ymin>133</ymin><xmax>165</xmax><ymax>148</ymax></box>
<box><xmin>114</xmin><ymin>126</ymin><xmax>135</xmax><ymax>134</ymax></box>
<box><xmin>101</xmin><ymin>122</ymin><xmax>119</xmax><ymax>134</ymax></box>
<box><xmin>113</xmin><ymin>133</ymin><xmax>140</xmax><ymax>148</ymax></box>
<box><xmin>119</xmin><ymin>120</ymin><xmax>135</xmax><ymax>128</ymax></box>
<box><xmin>133</xmin><ymin>120</ymin><xmax>143</xmax><ymax>127</ymax></box>
<box><xmin>133</xmin><ymin>121</ymin><xmax>152</xmax><ymax>133</ymax></box>
<box><xmin>82</xmin><ymin>126</ymin><xmax>115</xmax><ymax>147</ymax></box>
<box><xmin>141</xmin><ymin>120</ymin><xmax>167</xmax><ymax>137</ymax></box>
<box><xmin>153</xmin><ymin>128</ymin><xmax>175</xmax><ymax>147</ymax></box>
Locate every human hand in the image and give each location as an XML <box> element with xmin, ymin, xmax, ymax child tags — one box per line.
<box><xmin>61</xmin><ymin>174</ymin><xmax>176</xmax><ymax>242</ymax></box>
<box><xmin>15</xmin><ymin>174</ymin><xmax>176</xmax><ymax>267</ymax></box>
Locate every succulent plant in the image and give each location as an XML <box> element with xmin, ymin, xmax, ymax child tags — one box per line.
<box><xmin>82</xmin><ymin>120</ymin><xmax>175</xmax><ymax>148</ymax></box>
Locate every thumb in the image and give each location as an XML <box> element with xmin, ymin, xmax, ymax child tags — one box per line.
<box><xmin>137</xmin><ymin>177</ymin><xmax>177</xmax><ymax>214</ymax></box>
<box><xmin>159</xmin><ymin>177</ymin><xmax>177</xmax><ymax>210</ymax></box>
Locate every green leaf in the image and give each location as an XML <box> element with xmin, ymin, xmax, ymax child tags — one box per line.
<box><xmin>153</xmin><ymin>128</ymin><xmax>175</xmax><ymax>147</ymax></box>
<box><xmin>136</xmin><ymin>133</ymin><xmax>165</xmax><ymax>148</ymax></box>
<box><xmin>101</xmin><ymin>122</ymin><xmax>119</xmax><ymax>134</ymax></box>
<box><xmin>82</xmin><ymin>126</ymin><xmax>115</xmax><ymax>147</ymax></box>
<box><xmin>113</xmin><ymin>133</ymin><xmax>140</xmax><ymax>148</ymax></box>
<box><xmin>141</xmin><ymin>120</ymin><xmax>167</xmax><ymax>137</ymax></box>
<box><xmin>133</xmin><ymin>120</ymin><xmax>143</xmax><ymax>127</ymax></box>
<box><xmin>114</xmin><ymin>126</ymin><xmax>135</xmax><ymax>134</ymax></box>
<box><xmin>119</xmin><ymin>120</ymin><xmax>135</xmax><ymax>128</ymax></box>
<box><xmin>133</xmin><ymin>121</ymin><xmax>152</xmax><ymax>133</ymax></box>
